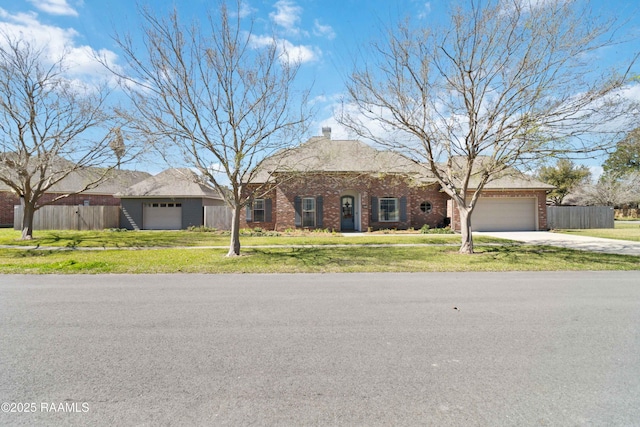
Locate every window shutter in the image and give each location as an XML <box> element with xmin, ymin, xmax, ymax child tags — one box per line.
<box><xmin>245</xmin><ymin>202</ymin><xmax>252</xmax><ymax>222</ymax></box>
<box><xmin>265</xmin><ymin>198</ymin><xmax>272</xmax><ymax>222</ymax></box>
<box><xmin>316</xmin><ymin>196</ymin><xmax>323</xmax><ymax>228</ymax></box>
<box><xmin>294</xmin><ymin>196</ymin><xmax>302</xmax><ymax>226</ymax></box>
<box><xmin>400</xmin><ymin>196</ymin><xmax>407</xmax><ymax>222</ymax></box>
<box><xmin>371</xmin><ymin>197</ymin><xmax>378</xmax><ymax>222</ymax></box>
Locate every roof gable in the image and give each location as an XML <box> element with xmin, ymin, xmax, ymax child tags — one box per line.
<box><xmin>251</xmin><ymin>134</ymin><xmax>554</xmax><ymax>191</ymax></box>
<box><xmin>253</xmin><ymin>135</ymin><xmax>431</xmax><ymax>182</ymax></box>
<box><xmin>436</xmin><ymin>156</ymin><xmax>554</xmax><ymax>190</ymax></box>
<box><xmin>117</xmin><ymin>168</ymin><xmax>223</xmax><ymax>199</ymax></box>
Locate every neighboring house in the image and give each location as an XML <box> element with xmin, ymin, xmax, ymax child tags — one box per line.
<box><xmin>117</xmin><ymin>168</ymin><xmax>225</xmax><ymax>230</ymax></box>
<box><xmin>0</xmin><ymin>168</ymin><xmax>150</xmax><ymax>228</ymax></box>
<box><xmin>243</xmin><ymin>128</ymin><xmax>553</xmax><ymax>232</ymax></box>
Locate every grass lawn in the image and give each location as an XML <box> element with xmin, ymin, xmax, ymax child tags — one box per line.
<box><xmin>0</xmin><ymin>245</ymin><xmax>637</xmax><ymax>274</ymax></box>
<box><xmin>0</xmin><ymin>229</ymin><xmax>640</xmax><ymax>274</ymax></box>
<box><xmin>0</xmin><ymin>228</ymin><xmax>501</xmax><ymax>248</ymax></box>
<box><xmin>555</xmin><ymin>222</ymin><xmax>640</xmax><ymax>242</ymax></box>
<box><xmin>0</xmin><ymin>227</ymin><xmax>638</xmax><ymax>273</ymax></box>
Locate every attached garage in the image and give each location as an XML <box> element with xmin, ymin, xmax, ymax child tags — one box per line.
<box><xmin>142</xmin><ymin>202</ymin><xmax>182</xmax><ymax>230</ymax></box>
<box><xmin>471</xmin><ymin>197</ymin><xmax>537</xmax><ymax>231</ymax></box>
<box><xmin>117</xmin><ymin>168</ymin><xmax>225</xmax><ymax>230</ymax></box>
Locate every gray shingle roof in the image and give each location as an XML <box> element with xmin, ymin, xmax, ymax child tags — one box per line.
<box><xmin>253</xmin><ymin>136</ymin><xmax>432</xmax><ymax>182</ymax></box>
<box><xmin>49</xmin><ymin>168</ymin><xmax>151</xmax><ymax>194</ymax></box>
<box><xmin>117</xmin><ymin>168</ymin><xmax>223</xmax><ymax>199</ymax></box>
<box><xmin>253</xmin><ymin>134</ymin><xmax>552</xmax><ymax>190</ymax></box>
<box><xmin>0</xmin><ymin>153</ymin><xmax>150</xmax><ymax>194</ymax></box>
<box><xmin>436</xmin><ymin>156</ymin><xmax>554</xmax><ymax>190</ymax></box>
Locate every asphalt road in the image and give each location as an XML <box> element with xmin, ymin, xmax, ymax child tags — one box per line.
<box><xmin>1</xmin><ymin>272</ymin><xmax>639</xmax><ymax>426</ymax></box>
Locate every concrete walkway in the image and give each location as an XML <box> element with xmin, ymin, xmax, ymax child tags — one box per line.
<box><xmin>474</xmin><ymin>231</ymin><xmax>640</xmax><ymax>256</ymax></box>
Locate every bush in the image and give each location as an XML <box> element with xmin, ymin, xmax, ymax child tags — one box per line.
<box><xmin>428</xmin><ymin>226</ymin><xmax>454</xmax><ymax>234</ymax></box>
<box><xmin>239</xmin><ymin>228</ymin><xmax>281</xmax><ymax>237</ymax></box>
<box><xmin>312</xmin><ymin>228</ymin><xmax>334</xmax><ymax>234</ymax></box>
<box><xmin>420</xmin><ymin>224</ymin><xmax>430</xmax><ymax>233</ymax></box>
<box><xmin>187</xmin><ymin>225</ymin><xmax>217</xmax><ymax>232</ymax></box>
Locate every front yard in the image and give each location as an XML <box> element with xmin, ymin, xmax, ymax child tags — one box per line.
<box><xmin>0</xmin><ymin>228</ymin><xmax>638</xmax><ymax>273</ymax></box>
<box><xmin>555</xmin><ymin>222</ymin><xmax>640</xmax><ymax>242</ymax></box>
<box><xmin>0</xmin><ymin>228</ymin><xmax>493</xmax><ymax>248</ymax></box>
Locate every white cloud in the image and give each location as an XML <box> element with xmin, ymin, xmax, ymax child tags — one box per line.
<box><xmin>0</xmin><ymin>8</ymin><xmax>78</xmax><ymax>58</ymax></box>
<box><xmin>270</xmin><ymin>0</ymin><xmax>304</xmax><ymax>35</ymax></box>
<box><xmin>418</xmin><ymin>2</ymin><xmax>432</xmax><ymax>19</ymax></box>
<box><xmin>279</xmin><ymin>39</ymin><xmax>320</xmax><ymax>63</ymax></box>
<box><xmin>26</xmin><ymin>0</ymin><xmax>79</xmax><ymax>17</ymax></box>
<box><xmin>588</xmin><ymin>165</ymin><xmax>604</xmax><ymax>181</ymax></box>
<box><xmin>0</xmin><ymin>8</ymin><xmax>120</xmax><ymax>87</ymax></box>
<box><xmin>250</xmin><ymin>34</ymin><xmax>320</xmax><ymax>64</ymax></box>
<box><xmin>313</xmin><ymin>20</ymin><xmax>336</xmax><ymax>40</ymax></box>
<box><xmin>232</xmin><ymin>1</ymin><xmax>256</xmax><ymax>19</ymax></box>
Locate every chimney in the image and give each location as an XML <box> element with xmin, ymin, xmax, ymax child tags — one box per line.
<box><xmin>321</xmin><ymin>127</ymin><xmax>332</xmax><ymax>139</ymax></box>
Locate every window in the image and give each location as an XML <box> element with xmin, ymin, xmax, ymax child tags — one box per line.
<box><xmin>253</xmin><ymin>199</ymin><xmax>265</xmax><ymax>222</ymax></box>
<box><xmin>247</xmin><ymin>199</ymin><xmax>271</xmax><ymax>223</ymax></box>
<box><xmin>379</xmin><ymin>198</ymin><xmax>399</xmax><ymax>222</ymax></box>
<box><xmin>420</xmin><ymin>201</ymin><xmax>433</xmax><ymax>214</ymax></box>
<box><xmin>144</xmin><ymin>202</ymin><xmax>181</xmax><ymax>208</ymax></box>
<box><xmin>302</xmin><ymin>197</ymin><xmax>316</xmax><ymax>227</ymax></box>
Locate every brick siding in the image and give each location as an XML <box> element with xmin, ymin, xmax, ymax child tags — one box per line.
<box><xmin>243</xmin><ymin>173</ymin><xmax>449</xmax><ymax>232</ymax></box>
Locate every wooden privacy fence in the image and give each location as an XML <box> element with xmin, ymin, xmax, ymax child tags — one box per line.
<box><xmin>547</xmin><ymin>206</ymin><xmax>614</xmax><ymax>229</ymax></box>
<box><xmin>14</xmin><ymin>205</ymin><xmax>120</xmax><ymax>231</ymax></box>
<box><xmin>204</xmin><ymin>205</ymin><xmax>233</xmax><ymax>230</ymax></box>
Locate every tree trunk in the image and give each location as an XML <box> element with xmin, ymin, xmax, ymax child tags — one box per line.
<box><xmin>458</xmin><ymin>207</ymin><xmax>474</xmax><ymax>254</ymax></box>
<box><xmin>227</xmin><ymin>206</ymin><xmax>241</xmax><ymax>257</ymax></box>
<box><xmin>21</xmin><ymin>202</ymin><xmax>35</xmax><ymax>240</ymax></box>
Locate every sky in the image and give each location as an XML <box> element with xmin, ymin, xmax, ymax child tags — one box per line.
<box><xmin>1</xmin><ymin>0</ymin><xmax>639</xmax><ymax>177</ymax></box>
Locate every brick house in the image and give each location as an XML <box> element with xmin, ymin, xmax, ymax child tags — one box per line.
<box><xmin>243</xmin><ymin>128</ymin><xmax>553</xmax><ymax>232</ymax></box>
<box><xmin>1</xmin><ymin>168</ymin><xmax>150</xmax><ymax>228</ymax></box>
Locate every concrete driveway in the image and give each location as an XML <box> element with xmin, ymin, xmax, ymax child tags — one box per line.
<box><xmin>475</xmin><ymin>231</ymin><xmax>640</xmax><ymax>256</ymax></box>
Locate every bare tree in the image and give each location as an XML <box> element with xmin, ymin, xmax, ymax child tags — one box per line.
<box><xmin>0</xmin><ymin>33</ymin><xmax>128</xmax><ymax>240</ymax></box>
<box><xmin>340</xmin><ymin>0</ymin><xmax>639</xmax><ymax>253</ymax></box>
<box><xmin>107</xmin><ymin>1</ymin><xmax>310</xmax><ymax>256</ymax></box>
<box><xmin>569</xmin><ymin>172</ymin><xmax>640</xmax><ymax>207</ymax></box>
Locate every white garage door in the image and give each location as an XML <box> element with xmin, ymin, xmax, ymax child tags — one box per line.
<box><xmin>471</xmin><ymin>198</ymin><xmax>537</xmax><ymax>231</ymax></box>
<box><xmin>143</xmin><ymin>203</ymin><xmax>182</xmax><ymax>230</ymax></box>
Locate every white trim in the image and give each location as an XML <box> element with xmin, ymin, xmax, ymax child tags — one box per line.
<box><xmin>379</xmin><ymin>197</ymin><xmax>399</xmax><ymax>222</ymax></box>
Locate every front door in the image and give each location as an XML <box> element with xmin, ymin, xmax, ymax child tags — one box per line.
<box><xmin>341</xmin><ymin>196</ymin><xmax>355</xmax><ymax>231</ymax></box>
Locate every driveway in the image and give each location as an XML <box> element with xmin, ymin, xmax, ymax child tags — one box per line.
<box><xmin>475</xmin><ymin>231</ymin><xmax>640</xmax><ymax>256</ymax></box>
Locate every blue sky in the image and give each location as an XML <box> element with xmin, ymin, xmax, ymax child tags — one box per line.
<box><xmin>1</xmin><ymin>0</ymin><xmax>639</xmax><ymax>176</ymax></box>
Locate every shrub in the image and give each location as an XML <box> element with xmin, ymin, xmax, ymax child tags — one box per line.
<box><xmin>312</xmin><ymin>228</ymin><xmax>332</xmax><ymax>233</ymax></box>
<box><xmin>187</xmin><ymin>225</ymin><xmax>217</xmax><ymax>233</ymax></box>
<box><xmin>428</xmin><ymin>226</ymin><xmax>454</xmax><ymax>234</ymax></box>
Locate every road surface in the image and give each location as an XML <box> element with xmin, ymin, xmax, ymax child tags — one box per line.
<box><xmin>1</xmin><ymin>272</ymin><xmax>639</xmax><ymax>426</ymax></box>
